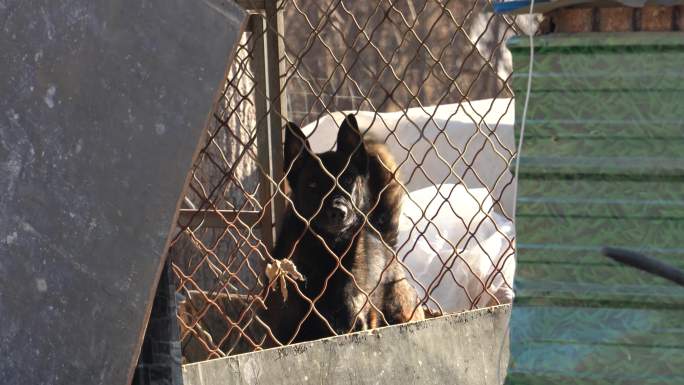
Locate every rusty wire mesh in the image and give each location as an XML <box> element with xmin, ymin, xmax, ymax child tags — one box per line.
<box><xmin>169</xmin><ymin>0</ymin><xmax>533</xmax><ymax>363</ymax></box>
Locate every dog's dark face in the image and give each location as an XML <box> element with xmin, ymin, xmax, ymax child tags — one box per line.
<box><xmin>284</xmin><ymin>115</ymin><xmax>370</xmax><ymax>237</ymax></box>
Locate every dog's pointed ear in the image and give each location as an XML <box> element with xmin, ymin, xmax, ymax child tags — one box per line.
<box><xmin>337</xmin><ymin>114</ymin><xmax>368</xmax><ymax>171</ymax></box>
<box><xmin>284</xmin><ymin>121</ymin><xmax>311</xmax><ymax>177</ymax></box>
<box><xmin>337</xmin><ymin>114</ymin><xmax>361</xmax><ymax>153</ymax></box>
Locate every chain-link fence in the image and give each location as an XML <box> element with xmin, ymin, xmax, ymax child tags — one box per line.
<box><xmin>170</xmin><ymin>0</ymin><xmax>533</xmax><ymax>363</ymax></box>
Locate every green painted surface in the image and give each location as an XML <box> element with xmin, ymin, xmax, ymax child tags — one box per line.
<box><xmin>517</xmin><ymin>92</ymin><xmax>684</xmax><ymax>132</ymax></box>
<box><xmin>507</xmin><ymin>32</ymin><xmax>684</xmax><ymax>384</ymax></box>
<box><xmin>508</xmin><ymin>32</ymin><xmax>684</xmax><ymax>48</ymax></box>
<box><xmin>517</xmin><ymin>245</ymin><xmax>684</xmax><ymax>266</ymax></box>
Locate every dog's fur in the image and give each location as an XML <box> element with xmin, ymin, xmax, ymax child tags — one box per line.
<box><xmin>261</xmin><ymin>114</ymin><xmax>424</xmax><ymax>346</ymax></box>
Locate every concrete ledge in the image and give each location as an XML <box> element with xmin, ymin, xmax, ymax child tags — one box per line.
<box><xmin>182</xmin><ymin>305</ymin><xmax>511</xmax><ymax>385</ymax></box>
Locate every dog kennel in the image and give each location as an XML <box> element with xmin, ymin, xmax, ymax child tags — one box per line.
<box><xmin>137</xmin><ymin>1</ymin><xmax>534</xmax><ymax>384</ymax></box>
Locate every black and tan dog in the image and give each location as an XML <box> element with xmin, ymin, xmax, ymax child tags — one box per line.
<box><xmin>261</xmin><ymin>114</ymin><xmax>424</xmax><ymax>346</ymax></box>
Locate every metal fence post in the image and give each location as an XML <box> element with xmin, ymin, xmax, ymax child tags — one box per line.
<box><xmin>264</xmin><ymin>0</ymin><xmax>288</xmax><ymax>237</ymax></box>
<box><xmin>251</xmin><ymin>2</ymin><xmax>288</xmax><ymax>250</ymax></box>
<box><xmin>251</xmin><ymin>13</ymin><xmax>276</xmax><ymax>250</ymax></box>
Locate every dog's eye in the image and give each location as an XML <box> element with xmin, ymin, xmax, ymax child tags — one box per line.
<box><xmin>340</xmin><ymin>174</ymin><xmax>353</xmax><ymax>185</ymax></box>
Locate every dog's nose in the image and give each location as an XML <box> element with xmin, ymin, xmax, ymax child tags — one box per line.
<box><xmin>329</xmin><ymin>201</ymin><xmax>349</xmax><ymax>223</ymax></box>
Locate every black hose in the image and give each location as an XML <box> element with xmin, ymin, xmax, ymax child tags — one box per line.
<box><xmin>601</xmin><ymin>246</ymin><xmax>684</xmax><ymax>287</ymax></box>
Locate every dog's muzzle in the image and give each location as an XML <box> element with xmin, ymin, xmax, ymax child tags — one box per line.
<box><xmin>328</xmin><ymin>198</ymin><xmax>350</xmax><ymax>224</ymax></box>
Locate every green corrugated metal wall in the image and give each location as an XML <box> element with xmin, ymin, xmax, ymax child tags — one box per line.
<box><xmin>507</xmin><ymin>32</ymin><xmax>684</xmax><ymax>384</ymax></box>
